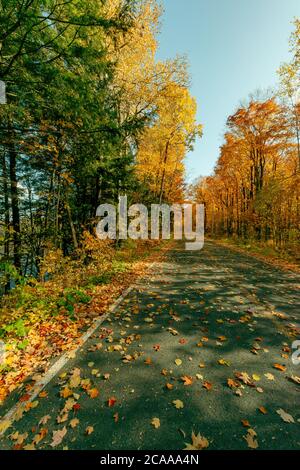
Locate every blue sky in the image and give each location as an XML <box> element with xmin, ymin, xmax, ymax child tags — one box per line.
<box><xmin>157</xmin><ymin>0</ymin><xmax>300</xmax><ymax>181</ymax></box>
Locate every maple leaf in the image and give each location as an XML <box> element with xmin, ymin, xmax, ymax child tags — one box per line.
<box><xmin>289</xmin><ymin>375</ymin><xmax>300</xmax><ymax>385</ymax></box>
<box><xmin>165</xmin><ymin>383</ymin><xmax>173</xmax><ymax>390</ymax></box>
<box><xmin>173</xmin><ymin>399</ymin><xmax>184</xmax><ymax>409</ymax></box>
<box><xmin>108</xmin><ymin>397</ymin><xmax>117</xmax><ymax>407</ymax></box>
<box><xmin>60</xmin><ymin>387</ymin><xmax>73</xmax><ymax>399</ymax></box>
<box><xmin>264</xmin><ymin>373</ymin><xmax>275</xmax><ymax>381</ymax></box>
<box><xmin>181</xmin><ymin>375</ymin><xmax>193</xmax><ymax>386</ymax></box>
<box><xmin>227</xmin><ymin>378</ymin><xmax>239</xmax><ymax>388</ymax></box>
<box><xmin>69</xmin><ymin>368</ymin><xmax>81</xmax><ymax>388</ymax></box>
<box><xmin>69</xmin><ymin>418</ymin><xmax>79</xmax><ymax>428</ymax></box>
<box><xmin>258</xmin><ymin>406</ymin><xmax>267</xmax><ymax>414</ymax></box>
<box><xmin>57</xmin><ymin>413</ymin><xmax>68</xmax><ymax>424</ymax></box>
<box><xmin>33</xmin><ymin>428</ymin><xmax>48</xmax><ymax>445</ymax></box>
<box><xmin>244</xmin><ymin>429</ymin><xmax>258</xmax><ymax>449</ymax></box>
<box><xmin>218</xmin><ymin>335</ymin><xmax>227</xmax><ymax>341</ymax></box>
<box><xmin>252</xmin><ymin>374</ymin><xmax>260</xmax><ymax>381</ymax></box>
<box><xmin>184</xmin><ymin>431</ymin><xmax>209</xmax><ymax>450</ymax></box>
<box><xmin>273</xmin><ymin>363</ymin><xmax>286</xmax><ymax>372</ymax></box>
<box><xmin>241</xmin><ymin>419</ymin><xmax>250</xmax><ymax>428</ymax></box>
<box><xmin>151</xmin><ymin>417</ymin><xmax>160</xmax><ymax>429</ymax></box>
<box><xmin>202</xmin><ymin>381</ymin><xmax>212</xmax><ymax>390</ymax></box>
<box><xmin>235</xmin><ymin>371</ymin><xmax>254</xmax><ymax>386</ymax></box>
<box><xmin>86</xmin><ymin>426</ymin><xmax>94</xmax><ymax>435</ymax></box>
<box><xmin>87</xmin><ymin>388</ymin><xmax>99</xmax><ymax>399</ymax></box>
<box><xmin>39</xmin><ymin>415</ymin><xmax>51</xmax><ymax>426</ymax></box>
<box><xmin>276</xmin><ymin>409</ymin><xmax>295</xmax><ymax>423</ymax></box>
<box><xmin>218</xmin><ymin>359</ymin><xmax>230</xmax><ymax>366</ymax></box>
<box><xmin>50</xmin><ymin>427</ymin><xmax>67</xmax><ymax>447</ymax></box>
<box><xmin>19</xmin><ymin>393</ymin><xmax>31</xmax><ymax>402</ymax></box>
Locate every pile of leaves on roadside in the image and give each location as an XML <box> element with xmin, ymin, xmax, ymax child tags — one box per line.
<box><xmin>0</xmin><ymin>237</ymin><xmax>171</xmax><ymax>404</ymax></box>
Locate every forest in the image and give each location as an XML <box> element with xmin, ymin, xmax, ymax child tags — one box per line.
<box><xmin>193</xmin><ymin>20</ymin><xmax>300</xmax><ymax>258</ymax></box>
<box><xmin>0</xmin><ymin>0</ymin><xmax>299</xmax><ymax>453</ymax></box>
<box><xmin>0</xmin><ymin>0</ymin><xmax>201</xmax><ymax>291</ymax></box>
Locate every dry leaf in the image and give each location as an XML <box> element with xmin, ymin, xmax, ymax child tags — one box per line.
<box><xmin>181</xmin><ymin>375</ymin><xmax>193</xmax><ymax>386</ymax></box>
<box><xmin>86</xmin><ymin>426</ymin><xmax>94</xmax><ymax>435</ymax></box>
<box><xmin>184</xmin><ymin>431</ymin><xmax>209</xmax><ymax>450</ymax></box>
<box><xmin>244</xmin><ymin>430</ymin><xmax>258</xmax><ymax>449</ymax></box>
<box><xmin>258</xmin><ymin>406</ymin><xmax>267</xmax><ymax>415</ymax></box>
<box><xmin>276</xmin><ymin>409</ymin><xmax>295</xmax><ymax>423</ymax></box>
<box><xmin>50</xmin><ymin>427</ymin><xmax>67</xmax><ymax>447</ymax></box>
<box><xmin>108</xmin><ymin>397</ymin><xmax>117</xmax><ymax>407</ymax></box>
<box><xmin>70</xmin><ymin>418</ymin><xmax>79</xmax><ymax>428</ymax></box>
<box><xmin>273</xmin><ymin>363</ymin><xmax>286</xmax><ymax>372</ymax></box>
<box><xmin>39</xmin><ymin>415</ymin><xmax>51</xmax><ymax>426</ymax></box>
<box><xmin>173</xmin><ymin>399</ymin><xmax>184</xmax><ymax>409</ymax></box>
<box><xmin>202</xmin><ymin>381</ymin><xmax>212</xmax><ymax>390</ymax></box>
<box><xmin>264</xmin><ymin>373</ymin><xmax>275</xmax><ymax>381</ymax></box>
<box><xmin>241</xmin><ymin>419</ymin><xmax>251</xmax><ymax>428</ymax></box>
<box><xmin>151</xmin><ymin>417</ymin><xmax>160</xmax><ymax>429</ymax></box>
<box><xmin>88</xmin><ymin>388</ymin><xmax>99</xmax><ymax>399</ymax></box>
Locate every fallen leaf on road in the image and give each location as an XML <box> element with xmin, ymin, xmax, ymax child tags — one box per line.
<box><xmin>289</xmin><ymin>375</ymin><xmax>300</xmax><ymax>385</ymax></box>
<box><xmin>264</xmin><ymin>373</ymin><xmax>275</xmax><ymax>381</ymax></box>
<box><xmin>202</xmin><ymin>381</ymin><xmax>212</xmax><ymax>390</ymax></box>
<box><xmin>241</xmin><ymin>420</ymin><xmax>250</xmax><ymax>428</ymax></box>
<box><xmin>50</xmin><ymin>427</ymin><xmax>67</xmax><ymax>447</ymax></box>
<box><xmin>258</xmin><ymin>406</ymin><xmax>267</xmax><ymax>414</ymax></box>
<box><xmin>273</xmin><ymin>363</ymin><xmax>286</xmax><ymax>372</ymax></box>
<box><xmin>87</xmin><ymin>388</ymin><xmax>99</xmax><ymax>399</ymax></box>
<box><xmin>252</xmin><ymin>374</ymin><xmax>260</xmax><ymax>381</ymax></box>
<box><xmin>244</xmin><ymin>429</ymin><xmax>258</xmax><ymax>449</ymax></box>
<box><xmin>181</xmin><ymin>376</ymin><xmax>193</xmax><ymax>386</ymax></box>
<box><xmin>60</xmin><ymin>387</ymin><xmax>73</xmax><ymax>399</ymax></box>
<box><xmin>173</xmin><ymin>399</ymin><xmax>184</xmax><ymax>409</ymax></box>
<box><xmin>39</xmin><ymin>415</ymin><xmax>51</xmax><ymax>426</ymax></box>
<box><xmin>108</xmin><ymin>397</ymin><xmax>117</xmax><ymax>407</ymax></box>
<box><xmin>227</xmin><ymin>378</ymin><xmax>240</xmax><ymax>388</ymax></box>
<box><xmin>151</xmin><ymin>417</ymin><xmax>160</xmax><ymax>429</ymax></box>
<box><xmin>70</xmin><ymin>418</ymin><xmax>79</xmax><ymax>428</ymax></box>
<box><xmin>184</xmin><ymin>431</ymin><xmax>209</xmax><ymax>450</ymax></box>
<box><xmin>276</xmin><ymin>409</ymin><xmax>295</xmax><ymax>423</ymax></box>
<box><xmin>218</xmin><ymin>359</ymin><xmax>230</xmax><ymax>366</ymax></box>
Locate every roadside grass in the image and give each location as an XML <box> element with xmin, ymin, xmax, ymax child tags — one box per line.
<box><xmin>211</xmin><ymin>237</ymin><xmax>300</xmax><ymax>271</ymax></box>
<box><xmin>0</xmin><ymin>238</ymin><xmax>170</xmax><ymax>404</ymax></box>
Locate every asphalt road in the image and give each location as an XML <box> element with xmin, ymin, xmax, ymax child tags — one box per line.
<box><xmin>0</xmin><ymin>241</ymin><xmax>299</xmax><ymax>450</ymax></box>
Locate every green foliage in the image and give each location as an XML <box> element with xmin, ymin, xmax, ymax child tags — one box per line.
<box><xmin>57</xmin><ymin>288</ymin><xmax>91</xmax><ymax>319</ymax></box>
